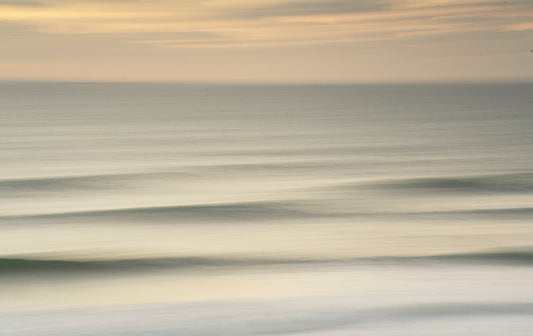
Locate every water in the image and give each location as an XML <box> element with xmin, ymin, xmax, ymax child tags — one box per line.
<box><xmin>1</xmin><ymin>82</ymin><xmax>533</xmax><ymax>335</ymax></box>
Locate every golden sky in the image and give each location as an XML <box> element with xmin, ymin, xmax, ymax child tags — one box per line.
<box><xmin>1</xmin><ymin>0</ymin><xmax>532</xmax><ymax>82</ymax></box>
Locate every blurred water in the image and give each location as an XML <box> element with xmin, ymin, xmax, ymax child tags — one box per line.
<box><xmin>1</xmin><ymin>82</ymin><xmax>533</xmax><ymax>335</ymax></box>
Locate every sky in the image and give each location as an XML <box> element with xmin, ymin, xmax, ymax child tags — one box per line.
<box><xmin>0</xmin><ymin>0</ymin><xmax>532</xmax><ymax>83</ymax></box>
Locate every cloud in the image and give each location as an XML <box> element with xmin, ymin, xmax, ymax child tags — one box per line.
<box><xmin>505</xmin><ymin>22</ymin><xmax>533</xmax><ymax>31</ymax></box>
<box><xmin>226</xmin><ymin>0</ymin><xmax>391</xmax><ymax>19</ymax></box>
<box><xmin>0</xmin><ymin>0</ymin><xmax>43</xmax><ymax>6</ymax></box>
<box><xmin>0</xmin><ymin>0</ymin><xmax>531</xmax><ymax>82</ymax></box>
<box><xmin>0</xmin><ymin>0</ymin><xmax>532</xmax><ymax>48</ymax></box>
<box><xmin>398</xmin><ymin>0</ymin><xmax>533</xmax><ymax>8</ymax></box>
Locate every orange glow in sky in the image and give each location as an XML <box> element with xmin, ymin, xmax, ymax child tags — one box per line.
<box><xmin>1</xmin><ymin>0</ymin><xmax>532</xmax><ymax>82</ymax></box>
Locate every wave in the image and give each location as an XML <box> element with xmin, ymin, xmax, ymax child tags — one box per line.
<box><xmin>285</xmin><ymin>302</ymin><xmax>533</xmax><ymax>335</ymax></box>
<box><xmin>4</xmin><ymin>300</ymin><xmax>533</xmax><ymax>336</ymax></box>
<box><xmin>2</xmin><ymin>250</ymin><xmax>532</xmax><ymax>275</ymax></box>
<box><xmin>386</xmin><ymin>250</ymin><xmax>533</xmax><ymax>265</ymax></box>
<box><xmin>0</xmin><ymin>201</ymin><xmax>315</xmax><ymax>224</ymax></box>
<box><xmin>0</xmin><ymin>159</ymin><xmax>361</xmax><ymax>195</ymax></box>
<box><xmin>3</xmin><ymin>202</ymin><xmax>532</xmax><ymax>224</ymax></box>
<box><xmin>440</xmin><ymin>207</ymin><xmax>533</xmax><ymax>217</ymax></box>
<box><xmin>0</xmin><ymin>256</ymin><xmax>323</xmax><ymax>275</ymax></box>
<box><xmin>4</xmin><ymin>201</ymin><xmax>533</xmax><ymax>225</ymax></box>
<box><xmin>0</xmin><ymin>171</ymin><xmax>195</xmax><ymax>194</ymax></box>
<box><xmin>374</xmin><ymin>207</ymin><xmax>533</xmax><ymax>220</ymax></box>
<box><xmin>330</xmin><ymin>172</ymin><xmax>533</xmax><ymax>195</ymax></box>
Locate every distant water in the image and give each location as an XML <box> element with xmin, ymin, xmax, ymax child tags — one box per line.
<box><xmin>1</xmin><ymin>82</ymin><xmax>533</xmax><ymax>335</ymax></box>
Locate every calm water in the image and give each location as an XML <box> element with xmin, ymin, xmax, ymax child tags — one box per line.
<box><xmin>1</xmin><ymin>82</ymin><xmax>533</xmax><ymax>335</ymax></box>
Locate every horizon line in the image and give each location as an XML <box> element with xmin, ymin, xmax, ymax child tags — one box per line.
<box><xmin>1</xmin><ymin>78</ymin><xmax>533</xmax><ymax>86</ymax></box>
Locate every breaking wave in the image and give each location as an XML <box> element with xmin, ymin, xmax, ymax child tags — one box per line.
<box><xmin>332</xmin><ymin>172</ymin><xmax>533</xmax><ymax>194</ymax></box>
<box><xmin>2</xmin><ymin>250</ymin><xmax>532</xmax><ymax>275</ymax></box>
<box><xmin>0</xmin><ymin>201</ymin><xmax>315</xmax><ymax>223</ymax></box>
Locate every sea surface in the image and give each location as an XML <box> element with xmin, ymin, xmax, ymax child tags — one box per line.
<box><xmin>1</xmin><ymin>82</ymin><xmax>533</xmax><ymax>335</ymax></box>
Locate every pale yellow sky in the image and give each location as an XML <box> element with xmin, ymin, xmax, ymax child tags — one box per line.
<box><xmin>1</xmin><ymin>0</ymin><xmax>532</xmax><ymax>82</ymax></box>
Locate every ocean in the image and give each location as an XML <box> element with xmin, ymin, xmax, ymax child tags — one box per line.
<box><xmin>1</xmin><ymin>82</ymin><xmax>533</xmax><ymax>335</ymax></box>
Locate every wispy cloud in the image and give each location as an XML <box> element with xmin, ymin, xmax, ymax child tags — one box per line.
<box><xmin>226</xmin><ymin>0</ymin><xmax>391</xmax><ymax>18</ymax></box>
<box><xmin>0</xmin><ymin>0</ymin><xmax>530</xmax><ymax>49</ymax></box>
<box><xmin>0</xmin><ymin>0</ymin><xmax>532</xmax><ymax>83</ymax></box>
<box><xmin>0</xmin><ymin>0</ymin><xmax>43</xmax><ymax>6</ymax></box>
<box><xmin>504</xmin><ymin>22</ymin><xmax>533</xmax><ymax>31</ymax></box>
